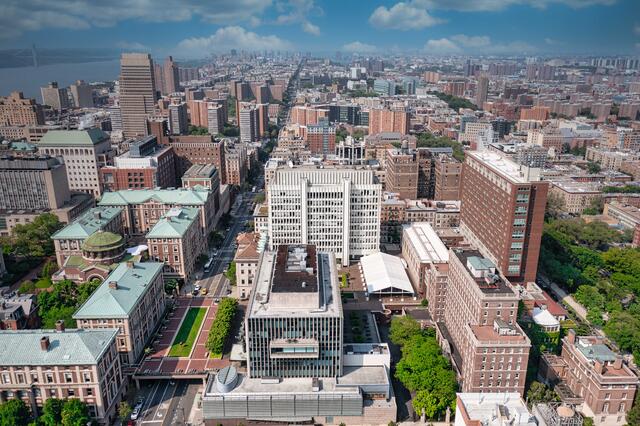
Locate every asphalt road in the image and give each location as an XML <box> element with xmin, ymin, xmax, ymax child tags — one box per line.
<box><xmin>189</xmin><ymin>189</ymin><xmax>260</xmax><ymax>299</ymax></box>
<box><xmin>137</xmin><ymin>380</ymin><xmax>201</xmax><ymax>425</ymax></box>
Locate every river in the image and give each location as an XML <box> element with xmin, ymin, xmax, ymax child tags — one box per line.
<box><xmin>0</xmin><ymin>60</ymin><xmax>121</xmax><ymax>98</ymax></box>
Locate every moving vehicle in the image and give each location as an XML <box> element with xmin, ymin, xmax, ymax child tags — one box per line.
<box><xmin>204</xmin><ymin>258</ymin><xmax>214</xmax><ymax>272</ymax></box>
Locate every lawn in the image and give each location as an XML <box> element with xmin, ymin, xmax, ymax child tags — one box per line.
<box><xmin>168</xmin><ymin>307</ymin><xmax>206</xmax><ymax>357</ymax></box>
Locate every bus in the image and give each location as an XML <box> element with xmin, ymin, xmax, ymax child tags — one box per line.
<box><xmin>204</xmin><ymin>258</ymin><xmax>214</xmax><ymax>272</ymax></box>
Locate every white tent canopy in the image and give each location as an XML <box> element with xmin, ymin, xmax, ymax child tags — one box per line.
<box><xmin>360</xmin><ymin>252</ymin><xmax>414</xmax><ymax>295</ymax></box>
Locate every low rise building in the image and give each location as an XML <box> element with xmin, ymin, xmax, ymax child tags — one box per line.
<box><xmin>52</xmin><ymin>206</ymin><xmax>123</xmax><ymax>267</ymax></box>
<box><xmin>455</xmin><ymin>392</ymin><xmax>536</xmax><ymax>426</ymax></box>
<box><xmin>0</xmin><ymin>327</ymin><xmax>124</xmax><ymax>424</ymax></box>
<box><xmin>402</xmin><ymin>223</ymin><xmax>449</xmax><ymax>320</ymax></box>
<box><xmin>549</xmin><ymin>181</ymin><xmax>602</xmax><ymax>214</ymax></box>
<box><xmin>540</xmin><ymin>331</ymin><xmax>638</xmax><ymax>426</ymax></box>
<box><xmin>74</xmin><ymin>262</ymin><xmax>165</xmax><ymax>365</ymax></box>
<box><xmin>0</xmin><ymin>294</ymin><xmax>38</xmax><ymax>330</ymax></box>
<box><xmin>233</xmin><ymin>232</ymin><xmax>266</xmax><ymax>299</ymax></box>
<box><xmin>146</xmin><ymin>207</ymin><xmax>205</xmax><ymax>281</ymax></box>
<box><xmin>99</xmin><ymin>187</ymin><xmax>217</xmax><ymax>239</ymax></box>
<box><xmin>603</xmin><ymin>201</ymin><xmax>640</xmax><ymax>229</ymax></box>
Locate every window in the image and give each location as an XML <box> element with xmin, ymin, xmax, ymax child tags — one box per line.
<box><xmin>87</xmin><ymin>388</ymin><xmax>93</xmax><ymax>396</ymax></box>
<box><xmin>65</xmin><ymin>373</ymin><xmax>73</xmax><ymax>383</ymax></box>
<box><xmin>67</xmin><ymin>389</ymin><xmax>75</xmax><ymax>397</ymax></box>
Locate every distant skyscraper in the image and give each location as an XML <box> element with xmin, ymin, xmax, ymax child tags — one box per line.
<box><xmin>41</xmin><ymin>82</ymin><xmax>70</xmax><ymax>111</ymax></box>
<box><xmin>168</xmin><ymin>102</ymin><xmax>188</xmax><ymax>135</ymax></box>
<box><xmin>119</xmin><ymin>53</ymin><xmax>157</xmax><ymax>138</ymax></box>
<box><xmin>69</xmin><ymin>80</ymin><xmax>93</xmax><ymax>108</ymax></box>
<box><xmin>239</xmin><ymin>102</ymin><xmax>260</xmax><ymax>143</ymax></box>
<box><xmin>163</xmin><ymin>56</ymin><xmax>180</xmax><ymax>94</ymax></box>
<box><xmin>476</xmin><ymin>76</ymin><xmax>489</xmax><ymax>108</ymax></box>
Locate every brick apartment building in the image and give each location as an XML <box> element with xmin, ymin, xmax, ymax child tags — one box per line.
<box><xmin>385</xmin><ymin>147</ymin><xmax>419</xmax><ymax>199</ymax></box>
<box><xmin>540</xmin><ymin>330</ymin><xmax>638</xmax><ymax>426</ymax></box>
<box><xmin>100</xmin><ymin>136</ymin><xmax>176</xmax><ymax>191</ymax></box>
<box><xmin>460</xmin><ymin>151</ymin><xmax>548</xmax><ymax>284</ymax></box>
<box><xmin>437</xmin><ymin>249</ymin><xmax>531</xmax><ymax>395</ymax></box>
<box><xmin>368</xmin><ymin>108</ymin><xmax>410</xmax><ymax>135</ymax></box>
<box><xmin>0</xmin><ymin>91</ymin><xmax>45</xmax><ymax>126</ymax></box>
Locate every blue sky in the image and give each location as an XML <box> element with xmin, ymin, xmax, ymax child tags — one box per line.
<box><xmin>1</xmin><ymin>0</ymin><xmax>639</xmax><ymax>57</ymax></box>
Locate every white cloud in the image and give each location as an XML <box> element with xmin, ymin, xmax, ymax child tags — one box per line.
<box><xmin>177</xmin><ymin>26</ymin><xmax>293</xmax><ymax>56</ymax></box>
<box><xmin>424</xmin><ymin>38</ymin><xmax>462</xmax><ymax>54</ymax></box>
<box><xmin>275</xmin><ymin>0</ymin><xmax>322</xmax><ymax>36</ymax></box>
<box><xmin>0</xmin><ymin>0</ymin><xmax>273</xmax><ymax>39</ymax></box>
<box><xmin>451</xmin><ymin>34</ymin><xmax>491</xmax><ymax>47</ymax></box>
<box><xmin>421</xmin><ymin>0</ymin><xmax>616</xmax><ymax>11</ymax></box>
<box><xmin>116</xmin><ymin>41</ymin><xmax>149</xmax><ymax>50</ymax></box>
<box><xmin>302</xmin><ymin>21</ymin><xmax>321</xmax><ymax>35</ymax></box>
<box><xmin>342</xmin><ymin>41</ymin><xmax>377</xmax><ymax>53</ymax></box>
<box><xmin>634</xmin><ymin>23</ymin><xmax>640</xmax><ymax>35</ymax></box>
<box><xmin>544</xmin><ymin>38</ymin><xmax>561</xmax><ymax>45</ymax></box>
<box><xmin>369</xmin><ymin>1</ymin><xmax>444</xmax><ymax>30</ymax></box>
<box><xmin>424</xmin><ymin>34</ymin><xmax>536</xmax><ymax>55</ymax></box>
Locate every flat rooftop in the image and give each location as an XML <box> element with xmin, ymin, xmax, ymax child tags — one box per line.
<box><xmin>467</xmin><ymin>150</ymin><xmax>541</xmax><ymax>184</ymax></box>
<box><xmin>457</xmin><ymin>393</ymin><xmax>536</xmax><ymax>426</ymax></box>
<box><xmin>272</xmin><ymin>245</ymin><xmax>318</xmax><ymax>293</ymax></box>
<box><xmin>249</xmin><ymin>245</ymin><xmax>341</xmax><ymax>318</ymax></box>
<box><xmin>403</xmin><ymin>222</ymin><xmax>448</xmax><ymax>264</ymax></box>
<box><xmin>182</xmin><ymin>163</ymin><xmax>218</xmax><ymax>179</ymax></box>
<box><xmin>453</xmin><ymin>249</ymin><xmax>515</xmax><ymax>296</ymax></box>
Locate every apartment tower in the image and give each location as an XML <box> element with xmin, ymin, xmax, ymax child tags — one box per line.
<box><xmin>119</xmin><ymin>53</ymin><xmax>157</xmax><ymax>138</ymax></box>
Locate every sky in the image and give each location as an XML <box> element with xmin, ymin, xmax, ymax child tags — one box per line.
<box><xmin>1</xmin><ymin>0</ymin><xmax>639</xmax><ymax>58</ymax></box>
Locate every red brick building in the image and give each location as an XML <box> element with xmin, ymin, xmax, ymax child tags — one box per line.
<box><xmin>460</xmin><ymin>151</ymin><xmax>548</xmax><ymax>284</ymax></box>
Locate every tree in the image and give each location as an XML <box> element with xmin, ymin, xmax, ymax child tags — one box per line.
<box><xmin>10</xmin><ymin>213</ymin><xmax>62</xmax><ymax>258</ymax></box>
<box><xmin>196</xmin><ymin>254</ymin><xmax>209</xmax><ymax>268</ymax></box>
<box><xmin>626</xmin><ymin>393</ymin><xmax>640</xmax><ymax>426</ymax></box>
<box><xmin>545</xmin><ymin>191</ymin><xmax>564</xmax><ymax>220</ymax></box>
<box><xmin>40</xmin><ymin>398</ymin><xmax>64</xmax><ymax>426</ymax></box>
<box><xmin>0</xmin><ymin>399</ymin><xmax>30</xmax><ymax>426</ymax></box>
<box><xmin>165</xmin><ymin>279</ymin><xmax>179</xmax><ymax>295</ymax></box>
<box><xmin>188</xmin><ymin>125</ymin><xmax>209</xmax><ymax>136</ymax></box>
<box><xmin>206</xmin><ymin>298</ymin><xmax>238</xmax><ymax>355</ymax></box>
<box><xmin>255</xmin><ymin>193</ymin><xmax>266</xmax><ymax>204</ymax></box>
<box><xmin>60</xmin><ymin>399</ymin><xmax>89</xmax><ymax>426</ymax></box>
<box><xmin>587</xmin><ymin>162</ymin><xmax>601</xmax><ymax>174</ymax></box>
<box><xmin>582</xmin><ymin>416</ymin><xmax>595</xmax><ymax>426</ymax></box>
<box><xmin>389</xmin><ymin>316</ymin><xmax>422</xmax><ymax>346</ymax></box>
<box><xmin>118</xmin><ymin>401</ymin><xmax>133</xmax><ymax>422</ymax></box>
<box><xmin>413</xmin><ymin>389</ymin><xmax>453</xmax><ymax>420</ymax></box>
<box><xmin>225</xmin><ymin>262</ymin><xmax>237</xmax><ymax>286</ymax></box>
<box><xmin>526</xmin><ymin>381</ymin><xmax>557</xmax><ymax>407</ymax></box>
<box><xmin>17</xmin><ymin>280</ymin><xmax>35</xmax><ymax>295</ymax></box>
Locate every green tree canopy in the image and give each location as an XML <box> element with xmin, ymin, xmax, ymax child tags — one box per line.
<box><xmin>0</xmin><ymin>399</ymin><xmax>30</xmax><ymax>426</ymax></box>
<box><xmin>40</xmin><ymin>398</ymin><xmax>65</xmax><ymax>426</ymax></box>
<box><xmin>389</xmin><ymin>315</ymin><xmax>422</xmax><ymax>346</ymax></box>
<box><xmin>60</xmin><ymin>399</ymin><xmax>89</xmax><ymax>426</ymax></box>
<box><xmin>8</xmin><ymin>213</ymin><xmax>62</xmax><ymax>258</ymax></box>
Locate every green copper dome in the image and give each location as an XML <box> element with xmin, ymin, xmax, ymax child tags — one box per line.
<box><xmin>82</xmin><ymin>231</ymin><xmax>125</xmax><ymax>252</ymax></box>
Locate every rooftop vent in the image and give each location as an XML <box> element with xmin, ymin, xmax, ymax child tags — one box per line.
<box><xmin>108</xmin><ymin>281</ymin><xmax>118</xmax><ymax>290</ymax></box>
<box><xmin>40</xmin><ymin>336</ymin><xmax>50</xmax><ymax>351</ymax></box>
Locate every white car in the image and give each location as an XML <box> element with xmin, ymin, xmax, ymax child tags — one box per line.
<box><xmin>131</xmin><ymin>407</ymin><xmax>140</xmax><ymax>420</ymax></box>
<box><xmin>194</xmin><ymin>285</ymin><xmax>201</xmax><ymax>291</ymax></box>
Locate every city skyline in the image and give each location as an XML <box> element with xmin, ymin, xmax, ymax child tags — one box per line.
<box><xmin>0</xmin><ymin>0</ymin><xmax>639</xmax><ymax>57</ymax></box>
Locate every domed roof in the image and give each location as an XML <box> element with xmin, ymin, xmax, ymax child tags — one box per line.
<box><xmin>557</xmin><ymin>406</ymin><xmax>575</xmax><ymax>418</ymax></box>
<box><xmin>82</xmin><ymin>231</ymin><xmax>124</xmax><ymax>252</ymax></box>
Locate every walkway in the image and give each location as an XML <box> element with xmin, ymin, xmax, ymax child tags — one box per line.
<box><xmin>137</xmin><ymin>297</ymin><xmax>229</xmax><ymax>378</ymax></box>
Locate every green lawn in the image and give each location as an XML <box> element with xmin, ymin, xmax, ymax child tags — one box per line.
<box><xmin>168</xmin><ymin>308</ymin><xmax>206</xmax><ymax>357</ymax></box>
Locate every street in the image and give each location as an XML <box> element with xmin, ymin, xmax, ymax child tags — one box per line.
<box><xmin>187</xmin><ymin>186</ymin><xmax>261</xmax><ymax>299</ymax></box>
<box><xmin>137</xmin><ymin>380</ymin><xmax>201</xmax><ymax>425</ymax></box>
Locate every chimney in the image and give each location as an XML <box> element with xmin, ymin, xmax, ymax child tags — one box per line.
<box><xmin>613</xmin><ymin>356</ymin><xmax>623</xmax><ymax>370</ymax></box>
<box><xmin>93</xmin><ymin>210</ymin><xmax>101</xmax><ymax>220</ymax></box>
<box><xmin>126</xmin><ymin>261</ymin><xmax>135</xmax><ymax>269</ymax></box>
<box><xmin>40</xmin><ymin>336</ymin><xmax>50</xmax><ymax>351</ymax></box>
<box><xmin>108</xmin><ymin>281</ymin><xmax>118</xmax><ymax>290</ymax></box>
<box><xmin>567</xmin><ymin>329</ymin><xmax>576</xmax><ymax>344</ymax></box>
<box><xmin>594</xmin><ymin>359</ymin><xmax>604</xmax><ymax>375</ymax></box>
<box><xmin>55</xmin><ymin>320</ymin><xmax>65</xmax><ymax>332</ymax></box>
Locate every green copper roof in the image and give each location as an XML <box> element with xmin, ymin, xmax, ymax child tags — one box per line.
<box><xmin>0</xmin><ymin>328</ymin><xmax>118</xmax><ymax>366</ymax></box>
<box><xmin>52</xmin><ymin>207</ymin><xmax>122</xmax><ymax>240</ymax></box>
<box><xmin>38</xmin><ymin>128</ymin><xmax>109</xmax><ymax>146</ymax></box>
<box><xmin>99</xmin><ymin>188</ymin><xmax>210</xmax><ymax>206</ymax></box>
<box><xmin>146</xmin><ymin>207</ymin><xmax>199</xmax><ymax>239</ymax></box>
<box><xmin>82</xmin><ymin>231</ymin><xmax>124</xmax><ymax>252</ymax></box>
<box><xmin>73</xmin><ymin>262</ymin><xmax>164</xmax><ymax>319</ymax></box>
